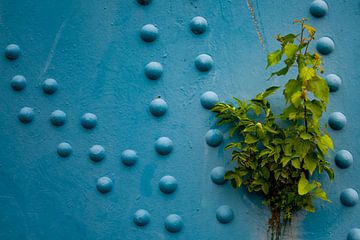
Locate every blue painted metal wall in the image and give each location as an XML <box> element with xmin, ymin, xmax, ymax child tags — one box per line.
<box><xmin>1</xmin><ymin>0</ymin><xmax>360</xmax><ymax>239</ymax></box>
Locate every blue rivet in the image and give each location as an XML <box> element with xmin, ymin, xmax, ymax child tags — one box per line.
<box><xmin>89</xmin><ymin>145</ymin><xmax>105</xmax><ymax>162</ymax></box>
<box><xmin>81</xmin><ymin>113</ymin><xmax>97</xmax><ymax>129</ymax></box>
<box><xmin>145</xmin><ymin>62</ymin><xmax>163</xmax><ymax>80</ymax></box>
<box><xmin>310</xmin><ymin>0</ymin><xmax>328</xmax><ymax>18</ymax></box>
<box><xmin>42</xmin><ymin>78</ymin><xmax>58</xmax><ymax>95</ymax></box>
<box><xmin>159</xmin><ymin>175</ymin><xmax>178</xmax><ymax>194</ymax></box>
<box><xmin>205</xmin><ymin>129</ymin><xmax>223</xmax><ymax>147</ymax></box>
<box><xmin>5</xmin><ymin>44</ymin><xmax>21</xmax><ymax>60</ymax></box>
<box><xmin>164</xmin><ymin>214</ymin><xmax>183</xmax><ymax>233</ymax></box>
<box><xmin>190</xmin><ymin>16</ymin><xmax>208</xmax><ymax>34</ymax></box>
<box><xmin>348</xmin><ymin>228</ymin><xmax>360</xmax><ymax>240</ymax></box>
<box><xmin>340</xmin><ymin>188</ymin><xmax>359</xmax><ymax>207</ymax></box>
<box><xmin>96</xmin><ymin>176</ymin><xmax>113</xmax><ymax>193</ymax></box>
<box><xmin>57</xmin><ymin>142</ymin><xmax>72</xmax><ymax>158</ymax></box>
<box><xmin>11</xmin><ymin>75</ymin><xmax>26</xmax><ymax>91</ymax></box>
<box><xmin>325</xmin><ymin>74</ymin><xmax>342</xmax><ymax>92</ymax></box>
<box><xmin>140</xmin><ymin>24</ymin><xmax>158</xmax><ymax>42</ymax></box>
<box><xmin>133</xmin><ymin>209</ymin><xmax>151</xmax><ymax>226</ymax></box>
<box><xmin>18</xmin><ymin>107</ymin><xmax>34</xmax><ymax>124</ymax></box>
<box><xmin>195</xmin><ymin>54</ymin><xmax>213</xmax><ymax>72</ymax></box>
<box><xmin>149</xmin><ymin>98</ymin><xmax>168</xmax><ymax>116</ymax></box>
<box><xmin>201</xmin><ymin>91</ymin><xmax>219</xmax><ymax>109</ymax></box>
<box><xmin>335</xmin><ymin>150</ymin><xmax>353</xmax><ymax>169</ymax></box>
<box><xmin>211</xmin><ymin>166</ymin><xmax>226</xmax><ymax>185</ymax></box>
<box><xmin>137</xmin><ymin>0</ymin><xmax>151</xmax><ymax>5</ymax></box>
<box><xmin>155</xmin><ymin>137</ymin><xmax>173</xmax><ymax>155</ymax></box>
<box><xmin>316</xmin><ymin>37</ymin><xmax>335</xmax><ymax>55</ymax></box>
<box><xmin>121</xmin><ymin>149</ymin><xmax>138</xmax><ymax>166</ymax></box>
<box><xmin>328</xmin><ymin>112</ymin><xmax>346</xmax><ymax>130</ymax></box>
<box><xmin>216</xmin><ymin>205</ymin><xmax>234</xmax><ymax>224</ymax></box>
<box><xmin>50</xmin><ymin>110</ymin><xmax>66</xmax><ymax>126</ymax></box>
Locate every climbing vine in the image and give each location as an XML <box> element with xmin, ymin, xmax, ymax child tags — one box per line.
<box><xmin>211</xmin><ymin>19</ymin><xmax>334</xmax><ymax>240</ymax></box>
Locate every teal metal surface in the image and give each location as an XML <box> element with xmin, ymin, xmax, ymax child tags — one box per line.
<box><xmin>1</xmin><ymin>0</ymin><xmax>360</xmax><ymax>239</ymax></box>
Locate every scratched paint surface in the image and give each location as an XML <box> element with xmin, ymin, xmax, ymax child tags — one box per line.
<box><xmin>0</xmin><ymin>0</ymin><xmax>360</xmax><ymax>239</ymax></box>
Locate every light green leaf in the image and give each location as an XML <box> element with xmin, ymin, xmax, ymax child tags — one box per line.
<box><xmin>225</xmin><ymin>171</ymin><xmax>242</xmax><ymax>188</ymax></box>
<box><xmin>298</xmin><ymin>173</ymin><xmax>317</xmax><ymax>195</ymax></box>
<box><xmin>267</xmin><ymin>50</ymin><xmax>283</xmax><ymax>68</ymax></box>
<box><xmin>281</xmin><ymin>156</ymin><xmax>292</xmax><ymax>167</ymax></box>
<box><xmin>308</xmin><ymin>76</ymin><xmax>329</xmax><ymax>104</ymax></box>
<box><xmin>304</xmin><ymin>155</ymin><xmax>317</xmax><ymax>175</ymax></box>
<box><xmin>290</xmin><ymin>91</ymin><xmax>303</xmax><ymax>107</ymax></box>
<box><xmin>284</xmin><ymin>43</ymin><xmax>298</xmax><ymax>59</ymax></box>
<box><xmin>299</xmin><ymin>67</ymin><xmax>316</xmax><ymax>81</ymax></box>
<box><xmin>314</xmin><ymin>188</ymin><xmax>331</xmax><ymax>202</ymax></box>
<box><xmin>291</xmin><ymin>158</ymin><xmax>301</xmax><ymax>169</ymax></box>
<box><xmin>245</xmin><ymin>134</ymin><xmax>258</xmax><ymax>144</ymax></box>
<box><xmin>284</xmin><ymin>79</ymin><xmax>302</xmax><ymax>102</ymax></box>
<box><xmin>300</xmin><ymin>132</ymin><xmax>312</xmax><ymax>140</ymax></box>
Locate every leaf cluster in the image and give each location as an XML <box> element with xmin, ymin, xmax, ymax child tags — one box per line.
<box><xmin>211</xmin><ymin>19</ymin><xmax>334</xmax><ymax>239</ymax></box>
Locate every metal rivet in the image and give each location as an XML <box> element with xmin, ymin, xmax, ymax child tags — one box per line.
<box><xmin>310</xmin><ymin>0</ymin><xmax>328</xmax><ymax>18</ymax></box>
<box><xmin>42</xmin><ymin>78</ymin><xmax>58</xmax><ymax>95</ymax></box>
<box><xmin>137</xmin><ymin>0</ymin><xmax>152</xmax><ymax>5</ymax></box>
<box><xmin>133</xmin><ymin>209</ymin><xmax>151</xmax><ymax>226</ymax></box>
<box><xmin>145</xmin><ymin>61</ymin><xmax>163</xmax><ymax>80</ymax></box>
<box><xmin>316</xmin><ymin>37</ymin><xmax>335</xmax><ymax>55</ymax></box>
<box><xmin>328</xmin><ymin>112</ymin><xmax>346</xmax><ymax>130</ymax></box>
<box><xmin>50</xmin><ymin>110</ymin><xmax>66</xmax><ymax>126</ymax></box>
<box><xmin>96</xmin><ymin>176</ymin><xmax>113</xmax><ymax>193</ymax></box>
<box><xmin>335</xmin><ymin>150</ymin><xmax>353</xmax><ymax>169</ymax></box>
<box><xmin>140</xmin><ymin>24</ymin><xmax>158</xmax><ymax>42</ymax></box>
<box><xmin>159</xmin><ymin>175</ymin><xmax>177</xmax><ymax>194</ymax></box>
<box><xmin>340</xmin><ymin>188</ymin><xmax>359</xmax><ymax>207</ymax></box>
<box><xmin>195</xmin><ymin>54</ymin><xmax>213</xmax><ymax>72</ymax></box>
<box><xmin>149</xmin><ymin>98</ymin><xmax>168</xmax><ymax>116</ymax></box>
<box><xmin>57</xmin><ymin>142</ymin><xmax>72</xmax><ymax>158</ymax></box>
<box><xmin>205</xmin><ymin>129</ymin><xmax>223</xmax><ymax>147</ymax></box>
<box><xmin>5</xmin><ymin>44</ymin><xmax>21</xmax><ymax>60</ymax></box>
<box><xmin>347</xmin><ymin>228</ymin><xmax>360</xmax><ymax>240</ymax></box>
<box><xmin>325</xmin><ymin>74</ymin><xmax>342</xmax><ymax>92</ymax></box>
<box><xmin>81</xmin><ymin>113</ymin><xmax>97</xmax><ymax>129</ymax></box>
<box><xmin>155</xmin><ymin>137</ymin><xmax>173</xmax><ymax>155</ymax></box>
<box><xmin>11</xmin><ymin>75</ymin><xmax>26</xmax><ymax>91</ymax></box>
<box><xmin>216</xmin><ymin>205</ymin><xmax>234</xmax><ymax>224</ymax></box>
<box><xmin>190</xmin><ymin>16</ymin><xmax>208</xmax><ymax>34</ymax></box>
<box><xmin>164</xmin><ymin>214</ymin><xmax>183</xmax><ymax>233</ymax></box>
<box><xmin>121</xmin><ymin>149</ymin><xmax>138</xmax><ymax>166</ymax></box>
<box><xmin>89</xmin><ymin>145</ymin><xmax>105</xmax><ymax>162</ymax></box>
<box><xmin>201</xmin><ymin>91</ymin><xmax>219</xmax><ymax>109</ymax></box>
<box><xmin>211</xmin><ymin>166</ymin><xmax>226</xmax><ymax>185</ymax></box>
<box><xmin>18</xmin><ymin>107</ymin><xmax>34</xmax><ymax>124</ymax></box>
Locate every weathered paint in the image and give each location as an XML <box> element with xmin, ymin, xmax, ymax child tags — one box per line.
<box><xmin>0</xmin><ymin>0</ymin><xmax>359</xmax><ymax>239</ymax></box>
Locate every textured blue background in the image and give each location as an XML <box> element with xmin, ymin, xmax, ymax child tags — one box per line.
<box><xmin>1</xmin><ymin>0</ymin><xmax>359</xmax><ymax>239</ymax></box>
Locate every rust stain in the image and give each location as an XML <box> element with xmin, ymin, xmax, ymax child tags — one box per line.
<box><xmin>246</xmin><ymin>0</ymin><xmax>264</xmax><ymax>48</ymax></box>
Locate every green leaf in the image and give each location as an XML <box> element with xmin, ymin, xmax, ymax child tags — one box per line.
<box><xmin>268</xmin><ymin>66</ymin><xmax>290</xmax><ymax>79</ymax></box>
<box><xmin>304</xmin><ymin>203</ymin><xmax>316</xmax><ymax>212</ymax></box>
<box><xmin>281</xmin><ymin>156</ymin><xmax>292</xmax><ymax>167</ymax></box>
<box><xmin>308</xmin><ymin>76</ymin><xmax>329</xmax><ymax>104</ymax></box>
<box><xmin>291</xmin><ymin>158</ymin><xmax>301</xmax><ymax>169</ymax></box>
<box><xmin>284</xmin><ymin>43</ymin><xmax>298</xmax><ymax>60</ymax></box>
<box><xmin>300</xmin><ymin>132</ymin><xmax>312</xmax><ymax>140</ymax></box>
<box><xmin>324</xmin><ymin>165</ymin><xmax>335</xmax><ymax>180</ymax></box>
<box><xmin>298</xmin><ymin>173</ymin><xmax>317</xmax><ymax>195</ymax></box>
<box><xmin>261</xmin><ymin>183</ymin><xmax>270</xmax><ymax>194</ymax></box>
<box><xmin>319</xmin><ymin>134</ymin><xmax>334</xmax><ymax>151</ymax></box>
<box><xmin>284</xmin><ymin>79</ymin><xmax>302</xmax><ymax>102</ymax></box>
<box><xmin>314</xmin><ymin>188</ymin><xmax>331</xmax><ymax>202</ymax></box>
<box><xmin>262</xmin><ymin>86</ymin><xmax>280</xmax><ymax>98</ymax></box>
<box><xmin>299</xmin><ymin>67</ymin><xmax>316</xmax><ymax>81</ymax></box>
<box><xmin>290</xmin><ymin>91</ymin><xmax>303</xmax><ymax>107</ymax></box>
<box><xmin>224</xmin><ymin>171</ymin><xmax>243</xmax><ymax>188</ymax></box>
<box><xmin>245</xmin><ymin>134</ymin><xmax>258</xmax><ymax>144</ymax></box>
<box><xmin>304</xmin><ymin>154</ymin><xmax>317</xmax><ymax>175</ymax></box>
<box><xmin>267</xmin><ymin>50</ymin><xmax>283</xmax><ymax>68</ymax></box>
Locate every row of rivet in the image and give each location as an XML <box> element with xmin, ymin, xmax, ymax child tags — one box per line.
<box><xmin>310</xmin><ymin>1</ymin><xmax>359</xmax><ymax>238</ymax></box>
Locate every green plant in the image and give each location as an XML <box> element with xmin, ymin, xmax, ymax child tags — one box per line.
<box><xmin>211</xmin><ymin>19</ymin><xmax>334</xmax><ymax>240</ymax></box>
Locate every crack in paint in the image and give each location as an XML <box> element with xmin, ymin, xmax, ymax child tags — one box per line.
<box><xmin>246</xmin><ymin>0</ymin><xmax>264</xmax><ymax>49</ymax></box>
